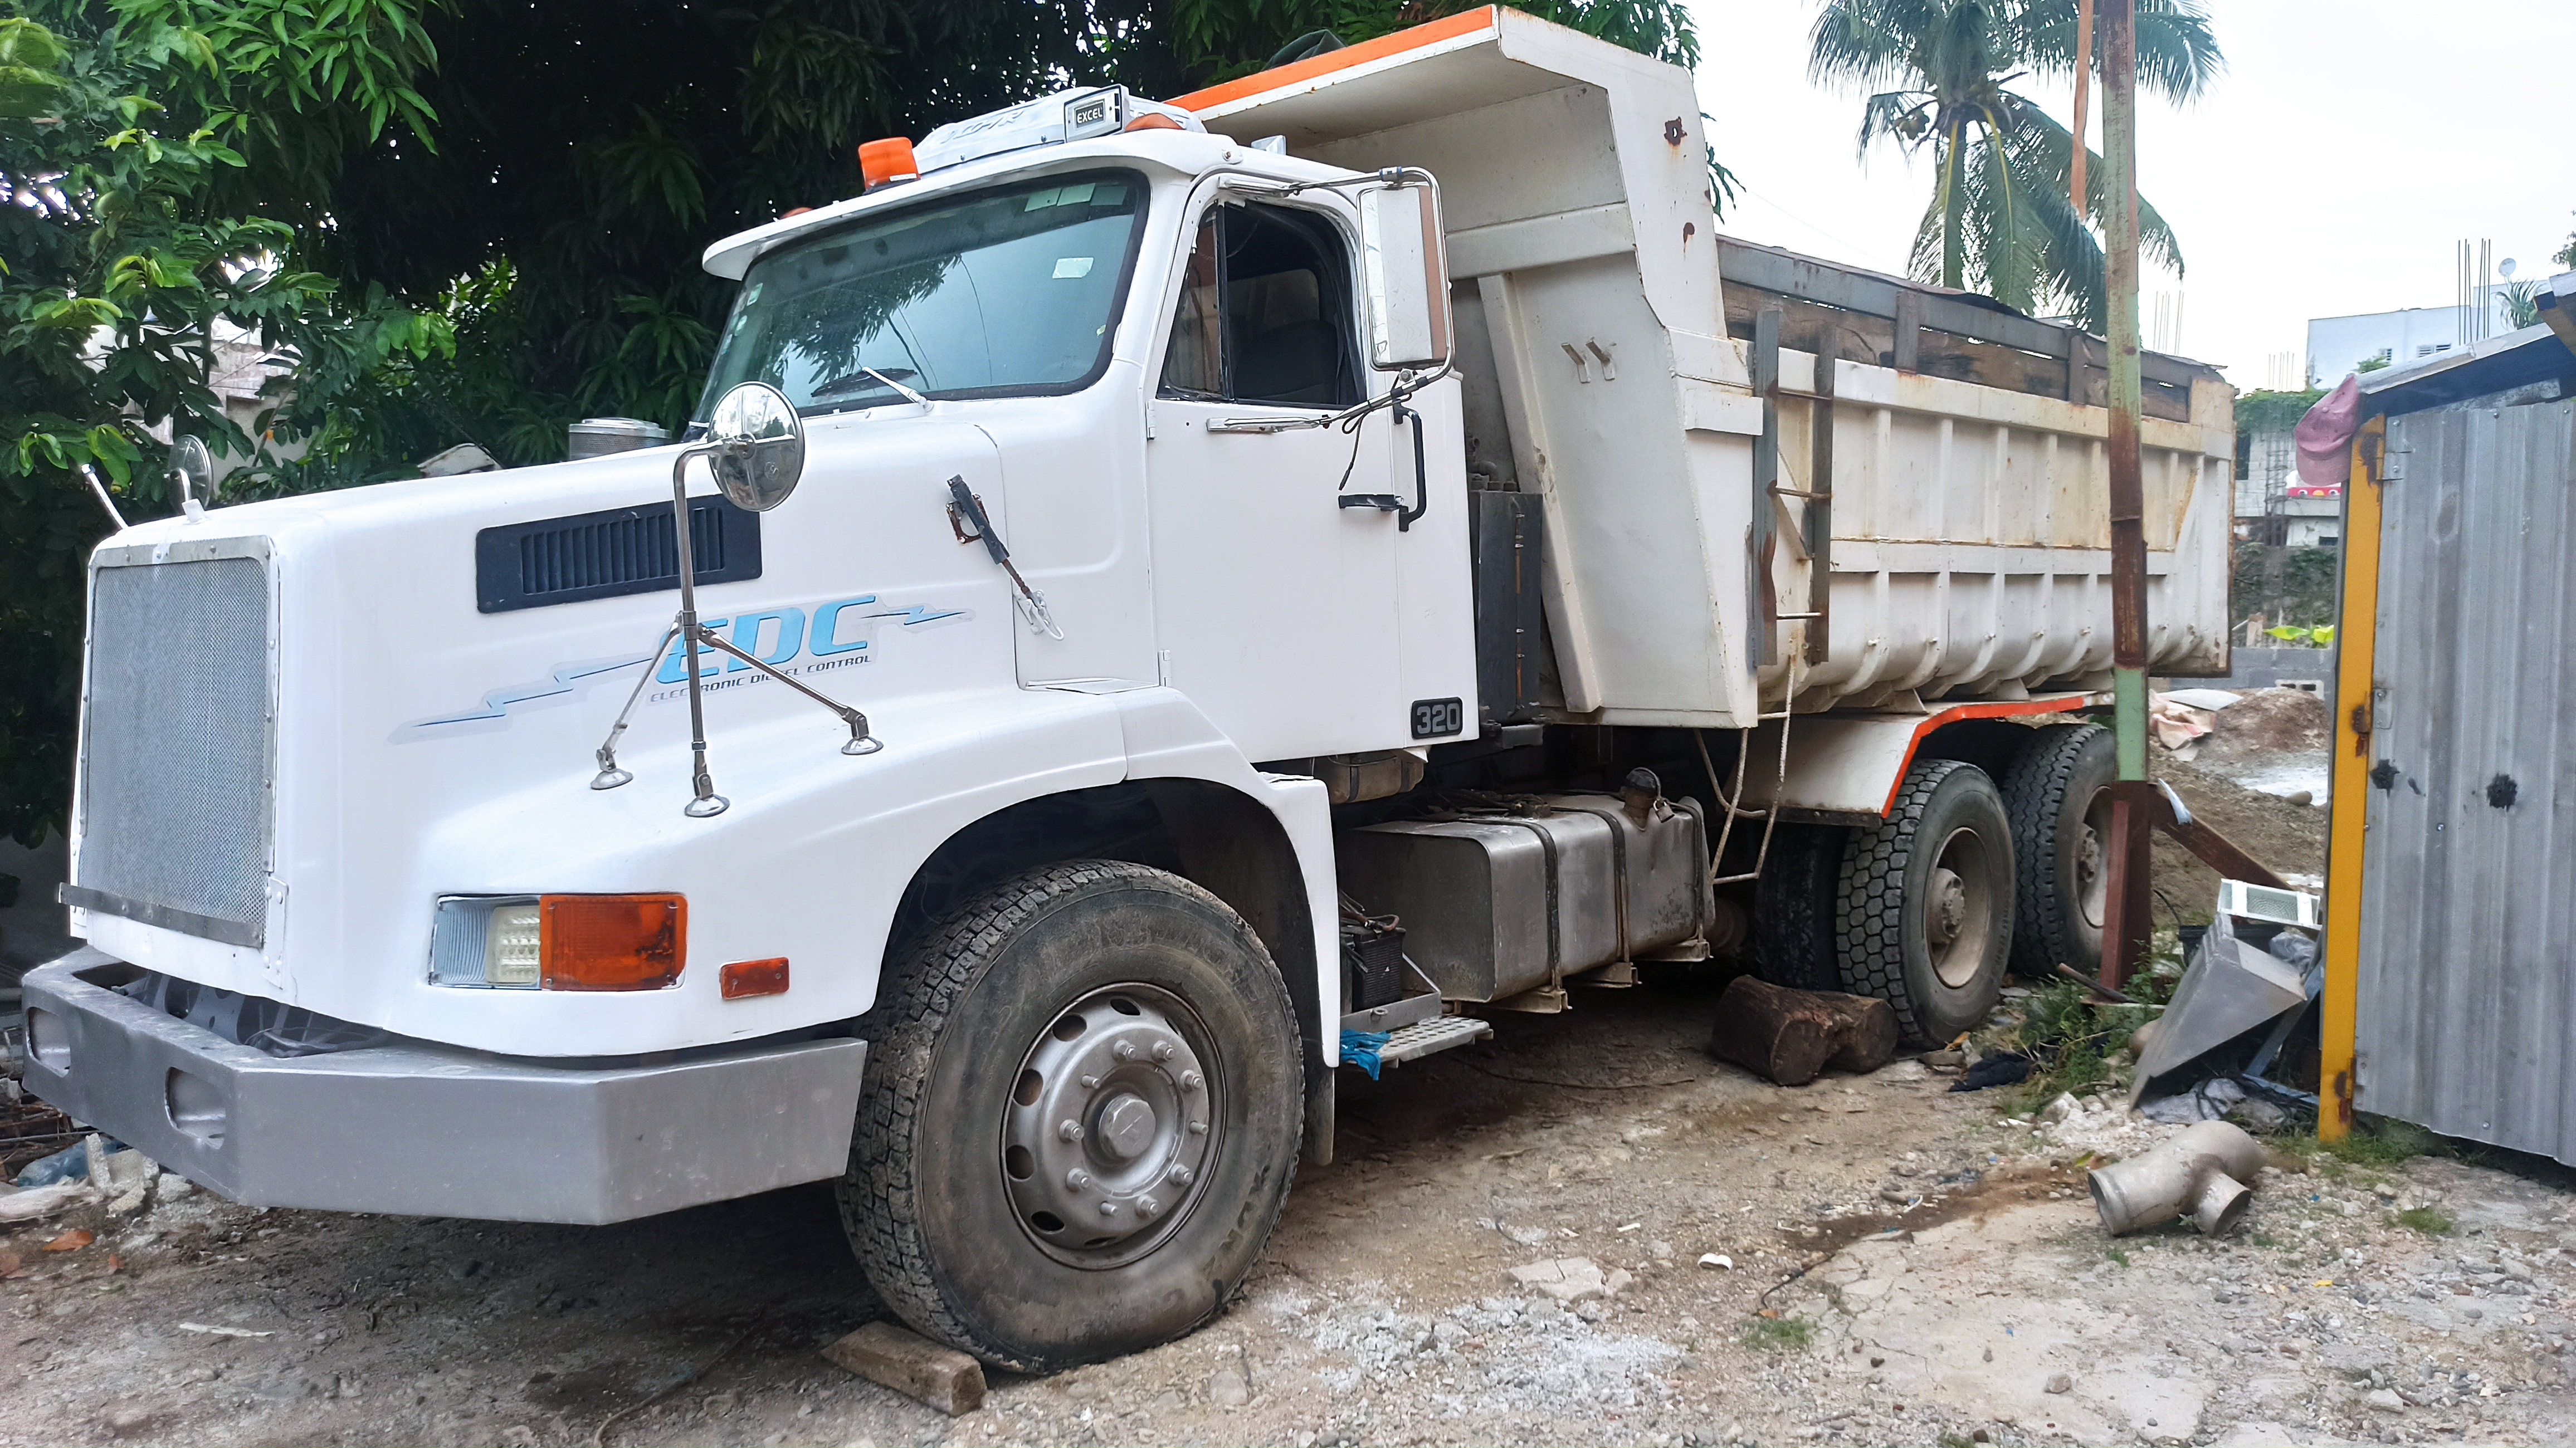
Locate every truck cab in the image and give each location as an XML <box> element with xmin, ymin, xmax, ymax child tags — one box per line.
<box><xmin>22</xmin><ymin>8</ymin><xmax>2235</xmax><ymax>1373</ymax></box>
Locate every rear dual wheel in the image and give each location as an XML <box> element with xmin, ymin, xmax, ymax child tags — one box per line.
<box><xmin>2001</xmin><ymin>723</ymin><xmax>2118</xmax><ymax>984</ymax></box>
<box><xmin>841</xmin><ymin>860</ymin><xmax>1303</xmax><ymax>1371</ymax></box>
<box><xmin>1835</xmin><ymin>760</ymin><xmax>2016</xmax><ymax>1046</ymax></box>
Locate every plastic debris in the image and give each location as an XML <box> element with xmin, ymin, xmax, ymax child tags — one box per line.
<box><xmin>1947</xmin><ymin>1051</ymin><xmax>2033</xmax><ymax>1092</ymax></box>
<box><xmin>1340</xmin><ymin>1029</ymin><xmax>1394</xmax><ymax>1081</ymax></box>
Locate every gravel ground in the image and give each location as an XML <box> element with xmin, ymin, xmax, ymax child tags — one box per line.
<box><xmin>8</xmin><ymin>751</ymin><xmax>2565</xmax><ymax>1447</ymax></box>
<box><xmin>9</xmin><ymin>973</ymin><xmax>2576</xmax><ymax>1448</ymax></box>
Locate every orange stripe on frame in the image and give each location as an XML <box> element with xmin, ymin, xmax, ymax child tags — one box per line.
<box><xmin>1170</xmin><ymin>7</ymin><xmax>1501</xmax><ymax>116</ymax></box>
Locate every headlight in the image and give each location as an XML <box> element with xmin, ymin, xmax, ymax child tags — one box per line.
<box><xmin>430</xmin><ymin>894</ymin><xmax>686</xmax><ymax>991</ymax></box>
<box><xmin>485</xmin><ymin>902</ymin><xmax>541</xmax><ymax>986</ymax></box>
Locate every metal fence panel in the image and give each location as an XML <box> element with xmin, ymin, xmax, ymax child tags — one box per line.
<box><xmin>2357</xmin><ymin>395</ymin><xmax>2576</xmax><ymax>1160</ymax></box>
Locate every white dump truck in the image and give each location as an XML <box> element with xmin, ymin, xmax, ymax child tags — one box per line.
<box><xmin>23</xmin><ymin>8</ymin><xmax>2232</xmax><ymax>1369</ymax></box>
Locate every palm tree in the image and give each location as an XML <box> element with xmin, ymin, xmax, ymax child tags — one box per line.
<box><xmin>1808</xmin><ymin>0</ymin><xmax>2221</xmax><ymax>330</ymax></box>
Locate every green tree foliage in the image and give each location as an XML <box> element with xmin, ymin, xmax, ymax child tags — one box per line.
<box><xmin>1807</xmin><ymin>0</ymin><xmax>2220</xmax><ymax>330</ymax></box>
<box><xmin>1169</xmin><ymin>0</ymin><xmax>1696</xmax><ymax>80</ymax></box>
<box><xmin>0</xmin><ymin>4</ymin><xmax>451</xmax><ymax>845</ymax></box>
<box><xmin>313</xmin><ymin>0</ymin><xmax>1705</xmax><ymax>470</ymax></box>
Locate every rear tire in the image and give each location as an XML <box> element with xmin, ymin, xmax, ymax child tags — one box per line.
<box><xmin>1836</xmin><ymin>760</ymin><xmax>2015</xmax><ymax>1046</ymax></box>
<box><xmin>841</xmin><ymin>860</ymin><xmax>1303</xmax><ymax>1371</ymax></box>
<box><xmin>2001</xmin><ymin>723</ymin><xmax>2117</xmax><ymax>983</ymax></box>
<box><xmin>1754</xmin><ymin>824</ymin><xmax>1847</xmax><ymax>992</ymax></box>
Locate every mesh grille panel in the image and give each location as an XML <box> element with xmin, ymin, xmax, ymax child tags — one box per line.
<box><xmin>79</xmin><ymin>557</ymin><xmax>273</xmax><ymax>942</ymax></box>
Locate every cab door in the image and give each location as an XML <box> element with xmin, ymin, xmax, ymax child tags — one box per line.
<box><xmin>1143</xmin><ymin>192</ymin><xmax>1445</xmax><ymax>763</ymax></box>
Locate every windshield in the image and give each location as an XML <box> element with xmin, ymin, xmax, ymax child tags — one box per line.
<box><xmin>698</xmin><ymin>169</ymin><xmax>1146</xmax><ymax>419</ymax></box>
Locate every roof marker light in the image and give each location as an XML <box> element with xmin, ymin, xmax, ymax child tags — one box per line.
<box><xmin>858</xmin><ymin>137</ymin><xmax>919</xmax><ymax>192</ymax></box>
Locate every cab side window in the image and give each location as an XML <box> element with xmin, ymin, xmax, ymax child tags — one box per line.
<box><xmin>1159</xmin><ymin>202</ymin><xmax>1360</xmax><ymax>409</ymax></box>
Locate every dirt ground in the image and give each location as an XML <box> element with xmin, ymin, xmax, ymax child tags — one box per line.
<box><xmin>2151</xmin><ymin>755</ymin><xmax>2330</xmax><ymax>906</ymax></box>
<box><xmin>13</xmin><ymin>761</ymin><xmax>2568</xmax><ymax>1448</ymax></box>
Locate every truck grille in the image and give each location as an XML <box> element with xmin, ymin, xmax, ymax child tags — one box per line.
<box><xmin>73</xmin><ymin>553</ymin><xmax>274</xmax><ymax>948</ymax></box>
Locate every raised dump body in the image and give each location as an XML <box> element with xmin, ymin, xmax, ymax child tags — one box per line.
<box><xmin>1179</xmin><ymin>7</ymin><xmax>2235</xmax><ymax>730</ymax></box>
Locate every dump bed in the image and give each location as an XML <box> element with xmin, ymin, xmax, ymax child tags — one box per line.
<box><xmin>1177</xmin><ymin>7</ymin><xmax>2235</xmax><ymax>730</ymax></box>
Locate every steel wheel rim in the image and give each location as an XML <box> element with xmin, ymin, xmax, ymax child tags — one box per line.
<box><xmin>2075</xmin><ymin>785</ymin><xmax>2115</xmax><ymax>936</ymax></box>
<box><xmin>1000</xmin><ymin>983</ymin><xmax>1222</xmax><ymax>1270</ymax></box>
<box><xmin>1924</xmin><ymin>825</ymin><xmax>1996</xmax><ymax>989</ymax></box>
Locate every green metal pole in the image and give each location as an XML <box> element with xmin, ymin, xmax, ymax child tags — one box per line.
<box><xmin>2100</xmin><ymin>0</ymin><xmax>2153</xmax><ymax>984</ymax></box>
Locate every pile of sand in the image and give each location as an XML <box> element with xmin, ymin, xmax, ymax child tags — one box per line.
<box><xmin>2197</xmin><ymin>686</ymin><xmax>2331</xmax><ymax>762</ymax></box>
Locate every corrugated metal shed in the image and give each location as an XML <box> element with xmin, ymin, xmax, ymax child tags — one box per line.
<box><xmin>2342</xmin><ymin>320</ymin><xmax>2576</xmax><ymax>1161</ymax></box>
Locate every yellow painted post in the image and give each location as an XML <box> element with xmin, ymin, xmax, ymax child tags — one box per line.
<box><xmin>2318</xmin><ymin>415</ymin><xmax>2386</xmax><ymax>1142</ymax></box>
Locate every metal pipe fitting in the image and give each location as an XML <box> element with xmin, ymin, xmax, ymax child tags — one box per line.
<box><xmin>2087</xmin><ymin>1120</ymin><xmax>2267</xmax><ymax>1236</ymax></box>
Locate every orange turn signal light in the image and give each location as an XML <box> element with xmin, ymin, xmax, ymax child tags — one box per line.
<box><xmin>539</xmin><ymin>894</ymin><xmax>685</xmax><ymax>992</ymax></box>
<box><xmin>720</xmin><ymin>957</ymin><xmax>791</xmax><ymax>1000</ymax></box>
<box><xmin>858</xmin><ymin>137</ymin><xmax>918</xmax><ymax>190</ymax></box>
<box><xmin>1123</xmin><ymin>112</ymin><xmax>1183</xmax><ymax>133</ymax></box>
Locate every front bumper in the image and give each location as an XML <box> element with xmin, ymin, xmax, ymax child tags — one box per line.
<box><xmin>18</xmin><ymin>950</ymin><xmax>868</xmax><ymax>1225</ymax></box>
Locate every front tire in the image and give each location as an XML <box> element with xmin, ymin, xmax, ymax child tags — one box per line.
<box><xmin>841</xmin><ymin>860</ymin><xmax>1303</xmax><ymax>1371</ymax></box>
<box><xmin>1836</xmin><ymin>760</ymin><xmax>2015</xmax><ymax>1045</ymax></box>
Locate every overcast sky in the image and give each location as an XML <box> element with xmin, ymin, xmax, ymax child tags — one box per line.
<box><xmin>1686</xmin><ymin>0</ymin><xmax>2576</xmax><ymax>392</ymax></box>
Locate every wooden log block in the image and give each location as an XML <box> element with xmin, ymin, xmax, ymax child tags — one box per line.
<box><xmin>1817</xmin><ymin>991</ymin><xmax>1899</xmax><ymax>1074</ymax></box>
<box><xmin>822</xmin><ymin>1321</ymin><xmax>987</xmax><ymax>1416</ymax></box>
<box><xmin>1709</xmin><ymin>976</ymin><xmax>1901</xmax><ymax>1085</ymax></box>
<box><xmin>1709</xmin><ymin>975</ymin><xmax>1838</xmax><ymax>1086</ymax></box>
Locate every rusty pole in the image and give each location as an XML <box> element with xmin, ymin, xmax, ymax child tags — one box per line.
<box><xmin>2096</xmin><ymin>0</ymin><xmax>2154</xmax><ymax>988</ymax></box>
<box><xmin>2070</xmin><ymin>0</ymin><xmax>2092</xmax><ymax>212</ymax></box>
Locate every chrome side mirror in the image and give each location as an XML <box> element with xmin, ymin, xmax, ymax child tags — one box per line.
<box><xmin>1359</xmin><ymin>180</ymin><xmax>1452</xmax><ymax>371</ymax></box>
<box><xmin>587</xmin><ymin>378</ymin><xmax>875</xmax><ymax>817</ymax></box>
<box><xmin>169</xmin><ymin>434</ymin><xmax>216</xmax><ymax>510</ymax></box>
<box><xmin>705</xmin><ymin>381</ymin><xmax>805</xmax><ymax>511</ymax></box>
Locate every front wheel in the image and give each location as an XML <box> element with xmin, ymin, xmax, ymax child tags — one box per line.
<box><xmin>1836</xmin><ymin>759</ymin><xmax>2015</xmax><ymax>1046</ymax></box>
<box><xmin>841</xmin><ymin>860</ymin><xmax>1304</xmax><ymax>1371</ymax></box>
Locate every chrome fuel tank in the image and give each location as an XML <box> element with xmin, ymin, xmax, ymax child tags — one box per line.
<box><xmin>1335</xmin><ymin>794</ymin><xmax>1710</xmax><ymax>1003</ymax></box>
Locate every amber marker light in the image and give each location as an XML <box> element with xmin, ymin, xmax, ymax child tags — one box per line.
<box><xmin>858</xmin><ymin>137</ymin><xmax>918</xmax><ymax>191</ymax></box>
<box><xmin>720</xmin><ymin>958</ymin><xmax>791</xmax><ymax>1001</ymax></box>
<box><xmin>539</xmin><ymin>894</ymin><xmax>685</xmax><ymax>991</ymax></box>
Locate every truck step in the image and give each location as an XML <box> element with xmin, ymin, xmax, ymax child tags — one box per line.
<box><xmin>1377</xmin><ymin>1016</ymin><xmax>1494</xmax><ymax>1068</ymax></box>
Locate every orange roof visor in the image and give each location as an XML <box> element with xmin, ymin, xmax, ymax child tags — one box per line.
<box><xmin>1171</xmin><ymin>8</ymin><xmax>1500</xmax><ymax>115</ymax></box>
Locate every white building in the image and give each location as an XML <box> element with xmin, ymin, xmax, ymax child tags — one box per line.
<box><xmin>2306</xmin><ymin>287</ymin><xmax>2525</xmax><ymax>388</ymax></box>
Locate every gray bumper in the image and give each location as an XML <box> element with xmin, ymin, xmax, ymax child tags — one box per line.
<box><xmin>18</xmin><ymin>951</ymin><xmax>867</xmax><ymax>1225</ymax></box>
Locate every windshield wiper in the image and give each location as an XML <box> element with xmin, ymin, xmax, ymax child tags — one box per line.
<box><xmin>812</xmin><ymin>366</ymin><xmax>931</xmax><ymax>407</ymax></box>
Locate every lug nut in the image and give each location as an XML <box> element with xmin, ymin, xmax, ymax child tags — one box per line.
<box><xmin>1166</xmin><ymin>1165</ymin><xmax>1193</xmax><ymax>1186</ymax></box>
<box><xmin>1152</xmin><ymin>1040</ymin><xmax>1175</xmax><ymax>1061</ymax></box>
<box><xmin>1099</xmin><ymin>1201</ymin><xmax>1119</xmax><ymax>1217</ymax></box>
<box><xmin>1179</xmin><ymin>1070</ymin><xmax>1203</xmax><ymax>1092</ymax></box>
<box><xmin>1113</xmin><ymin>1041</ymin><xmax>1136</xmax><ymax>1061</ymax></box>
<box><xmin>1188</xmin><ymin>1119</ymin><xmax>1208</xmax><ymax>1135</ymax></box>
<box><xmin>1137</xmin><ymin>1195</ymin><xmax>1160</xmax><ymax>1217</ymax></box>
<box><xmin>1066</xmin><ymin>1168</ymin><xmax>1092</xmax><ymax>1191</ymax></box>
<box><xmin>1080</xmin><ymin>1074</ymin><xmax>1100</xmax><ymax>1089</ymax></box>
<box><xmin>1057</xmin><ymin>1119</ymin><xmax>1084</xmax><ymax>1143</ymax></box>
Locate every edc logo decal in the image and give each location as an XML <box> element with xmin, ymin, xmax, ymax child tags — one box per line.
<box><xmin>397</xmin><ymin>593</ymin><xmax>969</xmax><ymax>740</ymax></box>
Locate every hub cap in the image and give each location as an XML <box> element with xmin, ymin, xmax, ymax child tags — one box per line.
<box><xmin>1924</xmin><ymin>826</ymin><xmax>1997</xmax><ymax>989</ymax></box>
<box><xmin>1001</xmin><ymin>985</ymin><xmax>1218</xmax><ymax>1267</ymax></box>
<box><xmin>2075</xmin><ymin>787</ymin><xmax>2115</xmax><ymax>936</ymax></box>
